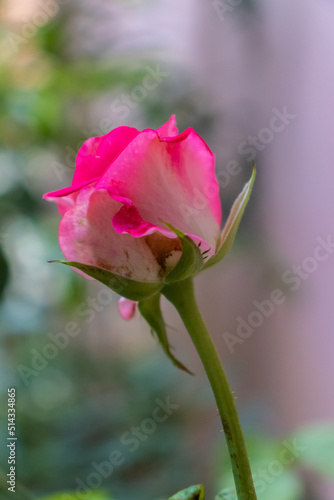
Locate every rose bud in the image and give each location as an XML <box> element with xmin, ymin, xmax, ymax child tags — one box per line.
<box><xmin>44</xmin><ymin>116</ymin><xmax>254</xmax><ymax>370</ymax></box>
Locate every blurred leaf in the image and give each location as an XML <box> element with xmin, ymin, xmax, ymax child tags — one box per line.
<box><xmin>216</xmin><ymin>472</ymin><xmax>302</xmax><ymax>500</ymax></box>
<box><xmin>52</xmin><ymin>61</ymin><xmax>147</xmax><ymax>96</ymax></box>
<box><xmin>138</xmin><ymin>293</ymin><xmax>191</xmax><ymax>374</ymax></box>
<box><xmin>255</xmin><ymin>472</ymin><xmax>302</xmax><ymax>500</ymax></box>
<box><xmin>216</xmin><ymin>433</ymin><xmax>303</xmax><ymax>500</ymax></box>
<box><xmin>169</xmin><ymin>484</ymin><xmax>205</xmax><ymax>499</ymax></box>
<box><xmin>39</xmin><ymin>491</ymin><xmax>113</xmax><ymax>500</ymax></box>
<box><xmin>0</xmin><ymin>245</ymin><xmax>9</xmax><ymax>298</ymax></box>
<box><xmin>215</xmin><ymin>488</ymin><xmax>237</xmax><ymax>500</ymax></box>
<box><xmin>0</xmin><ymin>186</ymin><xmax>41</xmax><ymax>218</ymax></box>
<box><xmin>290</xmin><ymin>423</ymin><xmax>334</xmax><ymax>477</ymax></box>
<box><xmin>35</xmin><ymin>16</ymin><xmax>68</xmax><ymax>56</ymax></box>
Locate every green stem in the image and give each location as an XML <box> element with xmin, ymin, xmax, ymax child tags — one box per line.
<box><xmin>162</xmin><ymin>277</ymin><xmax>257</xmax><ymax>500</ymax></box>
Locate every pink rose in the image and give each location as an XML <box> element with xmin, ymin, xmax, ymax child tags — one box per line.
<box><xmin>44</xmin><ymin>115</ymin><xmax>254</xmax><ymax>326</ymax></box>
<box><xmin>44</xmin><ymin>115</ymin><xmax>254</xmax><ymax>366</ymax></box>
<box><xmin>44</xmin><ymin>115</ymin><xmax>222</xmax><ymax>283</ymax></box>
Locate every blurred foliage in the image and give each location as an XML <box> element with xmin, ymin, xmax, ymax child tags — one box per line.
<box><xmin>0</xmin><ymin>337</ymin><xmax>199</xmax><ymax>500</ymax></box>
<box><xmin>168</xmin><ymin>484</ymin><xmax>205</xmax><ymax>499</ymax></box>
<box><xmin>292</xmin><ymin>423</ymin><xmax>334</xmax><ymax>478</ymax></box>
<box><xmin>215</xmin><ymin>488</ymin><xmax>237</xmax><ymax>500</ymax></box>
<box><xmin>39</xmin><ymin>492</ymin><xmax>113</xmax><ymax>500</ymax></box>
<box><xmin>215</xmin><ymin>425</ymin><xmax>334</xmax><ymax>500</ymax></box>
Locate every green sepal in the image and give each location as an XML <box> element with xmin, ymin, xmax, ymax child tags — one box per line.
<box><xmin>163</xmin><ymin>223</ymin><xmax>204</xmax><ymax>283</ymax></box>
<box><xmin>138</xmin><ymin>293</ymin><xmax>192</xmax><ymax>374</ymax></box>
<box><xmin>48</xmin><ymin>260</ymin><xmax>162</xmax><ymax>301</ymax></box>
<box><xmin>169</xmin><ymin>484</ymin><xmax>205</xmax><ymax>500</ymax></box>
<box><xmin>204</xmin><ymin>165</ymin><xmax>256</xmax><ymax>270</ymax></box>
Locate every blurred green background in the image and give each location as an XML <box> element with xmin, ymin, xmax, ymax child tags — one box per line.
<box><xmin>0</xmin><ymin>1</ymin><xmax>334</xmax><ymax>500</ymax></box>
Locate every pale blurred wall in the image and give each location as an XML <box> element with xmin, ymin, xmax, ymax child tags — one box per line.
<box><xmin>89</xmin><ymin>0</ymin><xmax>334</xmax><ymax>427</ymax></box>
<box><xmin>199</xmin><ymin>0</ymin><xmax>334</xmax><ymax>425</ymax></box>
<box><xmin>189</xmin><ymin>1</ymin><xmax>334</xmax><ymax>496</ymax></box>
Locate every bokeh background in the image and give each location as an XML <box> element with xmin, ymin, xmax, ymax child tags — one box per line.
<box><xmin>1</xmin><ymin>1</ymin><xmax>334</xmax><ymax>499</ymax></box>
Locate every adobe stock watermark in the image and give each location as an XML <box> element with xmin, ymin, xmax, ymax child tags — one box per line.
<box><xmin>109</xmin><ymin>65</ymin><xmax>169</xmax><ymax>121</ymax></box>
<box><xmin>52</xmin><ymin>64</ymin><xmax>169</xmax><ymax>182</ymax></box>
<box><xmin>223</xmin><ymin>234</ymin><xmax>334</xmax><ymax>353</ymax></box>
<box><xmin>253</xmin><ymin>439</ymin><xmax>306</xmax><ymax>494</ymax></box>
<box><xmin>62</xmin><ymin>397</ymin><xmax>180</xmax><ymax>500</ymax></box>
<box><xmin>215</xmin><ymin>438</ymin><xmax>305</xmax><ymax>499</ymax></box>
<box><xmin>212</xmin><ymin>0</ymin><xmax>244</xmax><ymax>22</ymax></box>
<box><xmin>17</xmin><ymin>273</ymin><xmax>132</xmax><ymax>385</ymax></box>
<box><xmin>237</xmin><ymin>107</ymin><xmax>296</xmax><ymax>162</ymax></box>
<box><xmin>178</xmin><ymin>106</ymin><xmax>296</xmax><ymax>225</ymax></box>
<box><xmin>3</xmin><ymin>0</ymin><xmax>71</xmax><ymax>56</ymax></box>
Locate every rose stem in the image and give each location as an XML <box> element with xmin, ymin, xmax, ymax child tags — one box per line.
<box><xmin>162</xmin><ymin>277</ymin><xmax>257</xmax><ymax>500</ymax></box>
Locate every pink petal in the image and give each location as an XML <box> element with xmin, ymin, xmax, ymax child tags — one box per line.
<box><xmin>43</xmin><ymin>178</ymin><xmax>100</xmax><ymax>200</ymax></box>
<box><xmin>97</xmin><ymin>127</ymin><xmax>222</xmax><ymax>252</ymax></box>
<box><xmin>73</xmin><ymin>126</ymin><xmax>139</xmax><ymax>187</ymax></box>
<box><xmin>43</xmin><ymin>126</ymin><xmax>139</xmax><ymax>203</ymax></box>
<box><xmin>59</xmin><ymin>187</ymin><xmax>182</xmax><ymax>283</ymax></box>
<box><xmin>118</xmin><ymin>297</ymin><xmax>137</xmax><ymax>320</ymax></box>
<box><xmin>111</xmin><ymin>196</ymin><xmax>158</xmax><ymax>237</ymax></box>
<box><xmin>44</xmin><ymin>191</ymin><xmax>80</xmax><ymax>216</ymax></box>
<box><xmin>157</xmin><ymin>114</ymin><xmax>178</xmax><ymax>139</ymax></box>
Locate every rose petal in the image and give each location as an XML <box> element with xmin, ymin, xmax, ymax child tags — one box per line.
<box><xmin>97</xmin><ymin>126</ymin><xmax>221</xmax><ymax>252</ymax></box>
<box><xmin>45</xmin><ymin>191</ymin><xmax>79</xmax><ymax>216</ymax></box>
<box><xmin>43</xmin><ymin>178</ymin><xmax>100</xmax><ymax>201</ymax></box>
<box><xmin>73</xmin><ymin>126</ymin><xmax>139</xmax><ymax>187</ymax></box>
<box><xmin>59</xmin><ymin>186</ymin><xmax>182</xmax><ymax>283</ymax></box>
<box><xmin>118</xmin><ymin>297</ymin><xmax>137</xmax><ymax>320</ymax></box>
<box><xmin>43</xmin><ymin>126</ymin><xmax>139</xmax><ymax>202</ymax></box>
<box><xmin>157</xmin><ymin>114</ymin><xmax>178</xmax><ymax>139</ymax></box>
<box><xmin>111</xmin><ymin>196</ymin><xmax>159</xmax><ymax>237</ymax></box>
